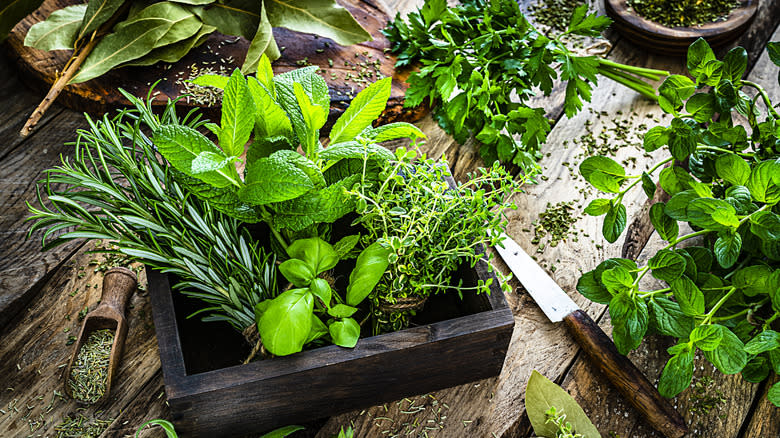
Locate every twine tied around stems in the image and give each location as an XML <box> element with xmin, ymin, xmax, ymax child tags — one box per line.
<box><xmin>378</xmin><ymin>296</ymin><xmax>428</xmax><ymax>313</ymax></box>
<box><xmin>242</xmin><ymin>324</ymin><xmax>265</xmax><ymax>364</ymax></box>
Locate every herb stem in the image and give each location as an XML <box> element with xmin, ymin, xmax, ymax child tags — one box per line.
<box><xmin>701</xmin><ymin>287</ymin><xmax>737</xmax><ymax>324</ymax></box>
<box><xmin>597</xmin><ymin>59</ymin><xmax>670</xmax><ymax>80</ymax></box>
<box><xmin>596</xmin><ymin>67</ymin><xmax>659</xmax><ymax>101</ymax></box>
<box><xmin>667</xmin><ymin>229</ymin><xmax>711</xmax><ymax>249</ymax></box>
<box><xmin>741</xmin><ymin>80</ymin><xmax>780</xmax><ymax>119</ymax></box>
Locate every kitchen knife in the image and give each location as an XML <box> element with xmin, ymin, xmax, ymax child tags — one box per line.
<box><xmin>494</xmin><ymin>232</ymin><xmax>688</xmax><ymax>438</ymax></box>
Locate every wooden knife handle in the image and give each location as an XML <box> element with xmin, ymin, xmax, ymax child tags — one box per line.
<box><xmin>563</xmin><ymin>309</ymin><xmax>688</xmax><ymax>438</ymax></box>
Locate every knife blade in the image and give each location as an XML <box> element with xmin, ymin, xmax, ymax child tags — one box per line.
<box><xmin>494</xmin><ymin>232</ymin><xmax>687</xmax><ymax>438</ymax></box>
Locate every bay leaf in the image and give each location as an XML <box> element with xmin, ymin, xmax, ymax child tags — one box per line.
<box><xmin>71</xmin><ymin>16</ymin><xmax>174</xmax><ymax>83</ymax></box>
<box><xmin>265</xmin><ymin>0</ymin><xmax>371</xmax><ymax>46</ymax></box>
<box><xmin>525</xmin><ymin>370</ymin><xmax>600</xmax><ymax>438</ymax></box>
<box><xmin>122</xmin><ymin>24</ymin><xmax>214</xmax><ymax>67</ymax></box>
<box><xmin>24</xmin><ymin>4</ymin><xmax>86</xmax><ymax>51</ymax></box>
<box><xmin>115</xmin><ymin>1</ymin><xmax>196</xmax><ymax>49</ymax></box>
<box><xmin>242</xmin><ymin>2</ymin><xmax>280</xmax><ymax>74</ymax></box>
<box><xmin>1</xmin><ymin>0</ymin><xmax>44</xmax><ymax>42</ymax></box>
<box><xmin>169</xmin><ymin>0</ymin><xmax>215</xmax><ymax>4</ymax></box>
<box><xmin>195</xmin><ymin>0</ymin><xmax>259</xmax><ymax>39</ymax></box>
<box><xmin>79</xmin><ymin>0</ymin><xmax>124</xmax><ymax>39</ymax></box>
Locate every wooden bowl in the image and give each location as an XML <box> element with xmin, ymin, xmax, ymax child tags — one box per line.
<box><xmin>605</xmin><ymin>0</ymin><xmax>758</xmax><ymax>55</ymax></box>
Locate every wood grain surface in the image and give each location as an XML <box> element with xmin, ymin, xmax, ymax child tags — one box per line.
<box><xmin>0</xmin><ymin>0</ymin><xmax>779</xmax><ymax>437</ymax></box>
<box><xmin>4</xmin><ymin>0</ymin><xmax>424</xmax><ymax>127</ymax></box>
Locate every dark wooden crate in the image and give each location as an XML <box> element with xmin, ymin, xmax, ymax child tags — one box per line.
<box><xmin>148</xmin><ymin>249</ymin><xmax>514</xmax><ymax>437</ymax></box>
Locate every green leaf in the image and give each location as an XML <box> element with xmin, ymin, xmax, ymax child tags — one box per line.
<box><xmin>242</xmin><ymin>3</ymin><xmax>279</xmax><ymax>74</ymax></box>
<box><xmin>658</xmin><ymin>75</ymin><xmax>695</xmax><ymax>114</ymax></box>
<box><xmin>670</xmin><ymin>276</ymin><xmax>705</xmax><ymax>316</ymax></box>
<box><xmin>346</xmin><ymin>242</ymin><xmax>390</xmax><ymax>306</ymax></box>
<box><xmin>601</xmin><ymin>266</ymin><xmax>634</xmax><ymax>294</ymax></box>
<box><xmin>649</xmin><ymin>297</ymin><xmax>693</xmax><ymax>338</ymax></box>
<box><xmin>690</xmin><ymin>324</ymin><xmax>723</xmax><ymax>351</ymax></box>
<box><xmin>265</xmin><ymin>0</ymin><xmax>372</xmax><ymax>46</ymax></box>
<box><xmin>580</xmin><ymin>156</ymin><xmax>625</xmax><ymax>193</ymax></box>
<box><xmin>770</xmin><ymin>382</ymin><xmax>780</xmax><ymax>408</ymax></box>
<box><xmin>329</xmin><ymin>317</ymin><xmax>360</xmax><ymax>348</ymax></box>
<box><xmin>649</xmin><ymin>203</ymin><xmax>679</xmax><ymax>242</ymax></box>
<box><xmin>153</xmin><ymin>125</ymin><xmax>238</xmax><ymax>188</ymax></box>
<box><xmin>259</xmin><ymin>425</ymin><xmax>306</xmax><ymax>438</ymax></box>
<box><xmin>733</xmin><ymin>265</ymin><xmax>774</xmax><ymax>296</ymax></box>
<box><xmin>687</xmin><ymin>38</ymin><xmax>716</xmax><ymax>77</ymax></box>
<box><xmin>24</xmin><ymin>4</ymin><xmax>86</xmax><ymax>51</ymax></box>
<box><xmin>742</xmin><ymin>356</ymin><xmax>770</xmax><ymax>383</ymax></box>
<box><xmin>584</xmin><ymin>198</ymin><xmax>611</xmax><ymax>216</ymax></box>
<box><xmin>659</xmin><ymin>166</ymin><xmax>694</xmax><ymax>196</ymax></box>
<box><xmin>658</xmin><ymin>348</ymin><xmax>694</xmax><ymax>398</ymax></box>
<box><xmin>293</xmin><ymin>81</ymin><xmax>328</xmax><ymax>155</ymax></box>
<box><xmin>286</xmin><ymin>237</ymin><xmax>339</xmax><ymax>275</ymax></box>
<box><xmin>715</xmin><ymin>154</ymin><xmax>750</xmax><ymax>186</ymax></box>
<box><xmin>641</xmin><ymin>172</ymin><xmax>656</xmax><ymax>198</ymax></box>
<box><xmin>270</xmin><ymin>174</ymin><xmax>360</xmax><ymax>232</ymax></box>
<box><xmin>220</xmin><ymin>69</ymin><xmax>255</xmax><ymax>157</ymax></box>
<box><xmin>744</xmin><ymin>330</ymin><xmax>780</xmax><ymax>355</ymax></box>
<box><xmin>722</xmin><ymin>46</ymin><xmax>747</xmax><ymax>82</ymax></box>
<box><xmin>685</xmin><ymin>93</ymin><xmax>716</xmax><ymax>123</ymax></box>
<box><xmin>305</xmin><ymin>314</ymin><xmax>328</xmax><ymax>344</ymax></box>
<box><xmin>330</xmin><ymin>77</ymin><xmax>392</xmax><ymax>144</ymax></box>
<box><xmin>665</xmin><ymin>190</ymin><xmax>698</xmax><ymax>221</ymax></box>
<box><xmin>0</xmin><ymin>0</ymin><xmax>44</xmax><ymax>43</ymax></box>
<box><xmin>258</xmin><ymin>288</ymin><xmax>314</xmax><ymax>356</ymax></box>
<box><xmin>649</xmin><ymin>249</ymin><xmax>687</xmax><ymax>283</ymax></box>
<box><xmin>239</xmin><ymin>153</ymin><xmax>315</xmax><ymax>205</ymax></box>
<box><xmin>768</xmin><ymin>42</ymin><xmax>780</xmax><ymax>68</ymax></box>
<box><xmin>687</xmin><ymin>198</ymin><xmax>736</xmax><ymax>230</ymax></box>
<box><xmin>247</xmin><ymin>76</ymin><xmax>293</xmax><ymax>139</ymax></box>
<box><xmin>278</xmin><ymin>259</ymin><xmax>315</xmax><ymax>287</ymax></box>
<box><xmin>609</xmin><ymin>291</ymin><xmax>648</xmax><ymax>354</ymax></box>
<box><xmin>194</xmin><ymin>0</ymin><xmax>260</xmax><ymax>39</ymax></box>
<box><xmin>123</xmin><ymin>24</ymin><xmax>215</xmax><ymax>67</ymax></box>
<box><xmin>191</xmin><ymin>74</ymin><xmax>229</xmax><ymax>89</ymax></box>
<box><xmin>714</xmin><ymin>230</ymin><xmax>742</xmax><ymax>269</ymax></box>
<box><xmin>525</xmin><ymin>370</ymin><xmax>600</xmax><ymax>438</ymax></box>
<box><xmin>366</xmin><ymin>122</ymin><xmax>426</xmax><ymax>143</ymax></box>
<box><xmin>703</xmin><ymin>328</ymin><xmax>747</xmax><ymax>374</ymax></box>
<box><xmin>120</xmin><ymin>3</ymin><xmax>202</xmax><ymax>50</ymax></box>
<box><xmin>602</xmin><ymin>202</ymin><xmax>626</xmax><ymax>243</ymax></box>
<box><xmin>309</xmin><ymin>278</ymin><xmax>332</xmax><ymax>307</ymax></box>
<box><xmin>135</xmin><ymin>419</ymin><xmax>179</xmax><ymax>438</ymax></box>
<box><xmin>71</xmin><ymin>5</ymin><xmax>188</xmax><ymax>83</ymax></box>
<box><xmin>79</xmin><ymin>0</ymin><xmax>124</xmax><ymax>39</ymax></box>
<box><xmin>746</xmin><ymin>160</ymin><xmax>780</xmax><ymax>204</ymax></box>
<box><xmin>575</xmin><ymin>270</ymin><xmax>612</xmax><ymax>304</ymax></box>
<box><xmin>328</xmin><ymin>304</ymin><xmax>358</xmax><ymax>318</ymax></box>
<box><xmin>750</xmin><ymin>211</ymin><xmax>780</xmax><ymax>242</ymax></box>
<box><xmin>567</xmin><ymin>4</ymin><xmax>611</xmax><ymax>36</ymax></box>
<box><xmin>191</xmin><ymin>151</ymin><xmax>232</xmax><ymax>174</ymax></box>
<box><xmin>643</xmin><ymin>126</ymin><xmax>670</xmax><ymax>152</ymax></box>
<box><xmin>320</xmin><ymin>141</ymin><xmax>394</xmax><ymax>164</ymax></box>
<box><xmin>333</xmin><ymin>234</ymin><xmax>360</xmax><ymax>259</ymax></box>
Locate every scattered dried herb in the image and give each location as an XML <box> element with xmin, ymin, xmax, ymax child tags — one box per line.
<box><xmin>532</xmin><ymin>202</ymin><xmax>579</xmax><ymax>252</ymax></box>
<box><xmin>628</xmin><ymin>0</ymin><xmax>739</xmax><ymax>28</ymax></box>
<box><xmin>68</xmin><ymin>329</ymin><xmax>114</xmax><ymax>403</ymax></box>
<box><xmin>55</xmin><ymin>412</ymin><xmax>113</xmax><ymax>438</ymax></box>
<box><xmin>530</xmin><ymin>0</ymin><xmax>592</xmax><ymax>32</ymax></box>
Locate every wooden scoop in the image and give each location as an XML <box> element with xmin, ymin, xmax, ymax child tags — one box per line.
<box><xmin>65</xmin><ymin>266</ymin><xmax>137</xmax><ymax>404</ymax></box>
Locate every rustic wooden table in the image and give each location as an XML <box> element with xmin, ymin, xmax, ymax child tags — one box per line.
<box><xmin>1</xmin><ymin>1</ymin><xmax>779</xmax><ymax>437</ymax></box>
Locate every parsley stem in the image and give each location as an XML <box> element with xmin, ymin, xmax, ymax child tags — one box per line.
<box><xmin>597</xmin><ymin>59</ymin><xmax>670</xmax><ymax>80</ymax></box>
<box><xmin>597</xmin><ymin>67</ymin><xmax>658</xmax><ymax>101</ymax></box>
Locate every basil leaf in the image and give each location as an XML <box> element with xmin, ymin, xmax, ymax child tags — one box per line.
<box><xmin>286</xmin><ymin>237</ymin><xmax>339</xmax><ymax>275</ymax></box>
<box><xmin>722</xmin><ymin>46</ymin><xmax>747</xmax><ymax>82</ymax></box>
<box><xmin>278</xmin><ymin>259</ymin><xmax>315</xmax><ymax>287</ymax></box>
<box><xmin>769</xmin><ymin>382</ymin><xmax>780</xmax><ymax>408</ymax></box>
<box><xmin>346</xmin><ymin>242</ymin><xmax>391</xmax><ymax>306</ymax></box>
<box><xmin>665</xmin><ymin>190</ymin><xmax>698</xmax><ymax>221</ymax></box>
<box><xmin>641</xmin><ymin>171</ymin><xmax>656</xmax><ymax>198</ymax></box>
<box><xmin>329</xmin><ymin>317</ymin><xmax>360</xmax><ymax>348</ymax></box>
<box><xmin>643</xmin><ymin>126</ymin><xmax>670</xmax><ymax>152</ymax></box>
<box><xmin>601</xmin><ymin>266</ymin><xmax>634</xmax><ymax>294</ymax></box>
<box><xmin>732</xmin><ymin>265</ymin><xmax>774</xmax><ymax>296</ymax></box>
<box><xmin>659</xmin><ymin>166</ymin><xmax>694</xmax><ymax>196</ymax></box>
<box><xmin>687</xmin><ymin>38</ymin><xmax>716</xmax><ymax>78</ymax></box>
<box><xmin>580</xmin><ymin>156</ymin><xmax>625</xmax><ymax>193</ymax></box>
<box><xmin>328</xmin><ymin>304</ymin><xmax>358</xmax><ymax>318</ymax></box>
<box><xmin>305</xmin><ymin>314</ymin><xmax>328</xmax><ymax>344</ymax></box>
<box><xmin>658</xmin><ymin>75</ymin><xmax>695</xmax><ymax>114</ymax></box>
<box><xmin>258</xmin><ymin>288</ymin><xmax>314</xmax><ymax>356</ymax></box>
<box><xmin>750</xmin><ymin>211</ymin><xmax>780</xmax><ymax>242</ymax></box>
<box><xmin>685</xmin><ymin>92</ymin><xmax>716</xmax><ymax>123</ymax></box>
<box><xmin>309</xmin><ymin>278</ymin><xmax>332</xmax><ymax>307</ymax></box>
<box><xmin>746</xmin><ymin>160</ymin><xmax>780</xmax><ymax>203</ymax></box>
<box><xmin>742</xmin><ymin>356</ymin><xmax>770</xmax><ymax>383</ymax></box>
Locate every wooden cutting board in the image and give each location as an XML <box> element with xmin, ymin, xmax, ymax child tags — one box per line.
<box><xmin>4</xmin><ymin>0</ymin><xmax>425</xmax><ymax>126</ymax></box>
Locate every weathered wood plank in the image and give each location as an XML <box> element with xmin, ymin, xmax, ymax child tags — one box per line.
<box><xmin>739</xmin><ymin>375</ymin><xmax>780</xmax><ymax>438</ymax></box>
<box><xmin>0</xmin><ymin>243</ymin><xmax>161</xmax><ymax>438</ymax></box>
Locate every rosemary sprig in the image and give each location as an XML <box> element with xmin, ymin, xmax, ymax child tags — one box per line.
<box><xmin>27</xmin><ymin>93</ymin><xmax>277</xmax><ymax>332</ymax></box>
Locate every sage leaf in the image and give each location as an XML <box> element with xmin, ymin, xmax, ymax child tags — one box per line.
<box><xmin>658</xmin><ymin>348</ymin><xmax>694</xmax><ymax>398</ymax></box>
<box><xmin>220</xmin><ymin>69</ymin><xmax>255</xmax><ymax>157</ymax></box>
<box><xmin>239</xmin><ymin>153</ymin><xmax>314</xmax><ymax>205</ymax></box>
<box><xmin>525</xmin><ymin>370</ymin><xmax>600</xmax><ymax>438</ymax></box>
<box><xmin>242</xmin><ymin>3</ymin><xmax>279</xmax><ymax>74</ymax></box>
<box><xmin>265</xmin><ymin>0</ymin><xmax>371</xmax><ymax>46</ymax></box>
<box><xmin>153</xmin><ymin>124</ymin><xmax>238</xmax><ymax>188</ymax></box>
<box><xmin>79</xmin><ymin>0</ymin><xmax>124</xmax><ymax>39</ymax></box>
<box><xmin>329</xmin><ymin>317</ymin><xmax>360</xmax><ymax>348</ymax></box>
<box><xmin>1</xmin><ymin>0</ymin><xmax>44</xmax><ymax>42</ymax></box>
<box><xmin>258</xmin><ymin>288</ymin><xmax>314</xmax><ymax>356</ymax></box>
<box><xmin>346</xmin><ymin>242</ymin><xmax>391</xmax><ymax>306</ymax></box>
<box><xmin>25</xmin><ymin>4</ymin><xmax>86</xmax><ymax>51</ymax></box>
<box><xmin>330</xmin><ymin>77</ymin><xmax>392</xmax><ymax>144</ymax></box>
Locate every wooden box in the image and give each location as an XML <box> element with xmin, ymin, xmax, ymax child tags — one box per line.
<box><xmin>147</xmin><ymin>250</ymin><xmax>514</xmax><ymax>437</ymax></box>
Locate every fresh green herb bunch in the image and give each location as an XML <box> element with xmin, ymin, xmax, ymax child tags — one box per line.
<box><xmin>154</xmin><ymin>56</ymin><xmax>425</xmax><ymax>250</ymax></box>
<box><xmin>27</xmin><ymin>93</ymin><xmax>277</xmax><ymax>333</ymax></box>
<box><xmin>628</xmin><ymin>0</ymin><xmax>739</xmax><ymax>28</ymax></box>
<box><xmin>384</xmin><ymin>0</ymin><xmax>669</xmax><ymax>173</ymax></box>
<box><xmin>578</xmin><ymin>39</ymin><xmax>780</xmax><ymax>406</ymax></box>
<box><xmin>544</xmin><ymin>407</ymin><xmax>583</xmax><ymax>438</ymax></box>
<box><xmin>352</xmin><ymin>147</ymin><xmax>519</xmax><ymax>334</ymax></box>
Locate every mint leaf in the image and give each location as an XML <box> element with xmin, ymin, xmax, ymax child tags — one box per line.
<box><xmin>609</xmin><ymin>291</ymin><xmax>648</xmax><ymax>354</ymax></box>
<box><xmin>649</xmin><ymin>297</ymin><xmax>693</xmax><ymax>338</ymax></box>
<box><xmin>239</xmin><ymin>153</ymin><xmax>315</xmax><ymax>205</ymax></box>
<box><xmin>715</xmin><ymin>153</ymin><xmax>750</xmax><ymax>186</ymax></box>
<box><xmin>649</xmin><ymin>249</ymin><xmax>686</xmax><ymax>283</ymax></box>
<box><xmin>603</xmin><ymin>202</ymin><xmax>627</xmax><ymax>243</ymax></box>
<box><xmin>649</xmin><ymin>203</ymin><xmax>679</xmax><ymax>243</ymax></box>
<box><xmin>658</xmin><ymin>75</ymin><xmax>695</xmax><ymax>114</ymax></box>
<box><xmin>658</xmin><ymin>348</ymin><xmax>694</xmax><ymax>398</ymax></box>
<box><xmin>746</xmin><ymin>160</ymin><xmax>780</xmax><ymax>204</ymax></box>
<box><xmin>670</xmin><ymin>276</ymin><xmax>705</xmax><ymax>316</ymax></box>
<box><xmin>750</xmin><ymin>211</ymin><xmax>780</xmax><ymax>242</ymax></box>
<box><xmin>714</xmin><ymin>230</ymin><xmax>742</xmax><ymax>269</ymax></box>
<box><xmin>584</xmin><ymin>198</ymin><xmax>611</xmax><ymax>216</ymax></box>
<box><xmin>744</xmin><ymin>330</ymin><xmax>780</xmax><ymax>355</ymax></box>
<box><xmin>154</xmin><ymin>124</ymin><xmax>238</xmax><ymax>188</ymax></box>
<box><xmin>247</xmin><ymin>77</ymin><xmax>293</xmax><ymax>139</ymax></box>
<box><xmin>330</xmin><ymin>77</ymin><xmax>392</xmax><ymax>144</ymax></box>
<box><xmin>191</xmin><ymin>151</ymin><xmax>233</xmax><ymax>174</ymax></box>
<box><xmin>219</xmin><ymin>69</ymin><xmax>255</xmax><ymax>157</ymax></box>
<box><xmin>690</xmin><ymin>324</ymin><xmax>723</xmax><ymax>351</ymax></box>
<box><xmin>366</xmin><ymin>122</ymin><xmax>426</xmax><ymax>143</ymax></box>
<box><xmin>703</xmin><ymin>328</ymin><xmax>747</xmax><ymax>374</ymax></box>
<box><xmin>576</xmin><ymin>270</ymin><xmax>613</xmax><ymax>304</ymax></box>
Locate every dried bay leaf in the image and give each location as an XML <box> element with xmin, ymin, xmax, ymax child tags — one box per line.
<box><xmin>1</xmin><ymin>0</ymin><xmax>44</xmax><ymax>42</ymax></box>
<box><xmin>194</xmin><ymin>0</ymin><xmax>260</xmax><ymax>40</ymax></box>
<box><xmin>25</xmin><ymin>4</ymin><xmax>86</xmax><ymax>51</ymax></box>
<box><xmin>71</xmin><ymin>16</ymin><xmax>173</xmax><ymax>83</ymax></box>
<box><xmin>265</xmin><ymin>0</ymin><xmax>371</xmax><ymax>46</ymax></box>
<box><xmin>79</xmin><ymin>0</ymin><xmax>124</xmax><ymax>39</ymax></box>
<box><xmin>242</xmin><ymin>2</ymin><xmax>279</xmax><ymax>74</ymax></box>
<box><xmin>525</xmin><ymin>370</ymin><xmax>600</xmax><ymax>438</ymax></box>
<box><xmin>122</xmin><ymin>23</ymin><xmax>214</xmax><ymax>67</ymax></box>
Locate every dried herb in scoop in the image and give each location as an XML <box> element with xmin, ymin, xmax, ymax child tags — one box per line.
<box><xmin>69</xmin><ymin>329</ymin><xmax>114</xmax><ymax>403</ymax></box>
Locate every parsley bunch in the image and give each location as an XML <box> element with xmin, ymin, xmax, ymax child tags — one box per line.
<box><xmin>578</xmin><ymin>39</ymin><xmax>780</xmax><ymax>406</ymax></box>
<box><xmin>384</xmin><ymin>0</ymin><xmax>669</xmax><ymax>173</ymax></box>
